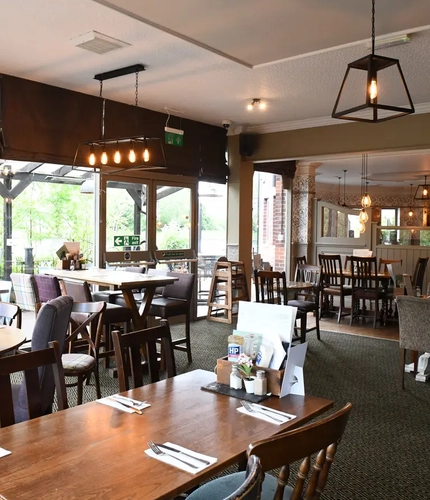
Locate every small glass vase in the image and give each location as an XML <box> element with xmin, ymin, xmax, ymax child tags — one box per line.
<box><xmin>243</xmin><ymin>377</ymin><xmax>255</xmax><ymax>394</ymax></box>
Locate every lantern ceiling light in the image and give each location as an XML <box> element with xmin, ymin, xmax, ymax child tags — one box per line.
<box><xmin>414</xmin><ymin>175</ymin><xmax>430</xmax><ymax>201</ymax></box>
<box><xmin>332</xmin><ymin>0</ymin><xmax>414</xmax><ymax>123</ymax></box>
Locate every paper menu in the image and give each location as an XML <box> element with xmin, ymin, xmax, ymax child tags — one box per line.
<box><xmin>237</xmin><ymin>301</ymin><xmax>297</xmax><ymax>370</ymax></box>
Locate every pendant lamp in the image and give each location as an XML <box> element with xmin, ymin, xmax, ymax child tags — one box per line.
<box><xmin>332</xmin><ymin>0</ymin><xmax>414</xmax><ymax>123</ymax></box>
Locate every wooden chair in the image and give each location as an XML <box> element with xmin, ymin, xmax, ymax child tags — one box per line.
<box><xmin>350</xmin><ymin>256</ymin><xmax>388</xmax><ymax>328</ymax></box>
<box><xmin>254</xmin><ymin>270</ymin><xmax>287</xmax><ymax>305</ymax></box>
<box><xmin>188</xmin><ymin>455</ymin><xmax>263</xmax><ymax>500</ymax></box>
<box><xmin>396</xmin><ymin>295</ymin><xmax>430</xmax><ymax>389</ymax></box>
<box><xmin>378</xmin><ymin>258</ymin><xmax>402</xmax><ymax>274</ymax></box>
<box><xmin>287</xmin><ymin>264</ymin><xmax>322</xmax><ymax>342</ymax></box>
<box><xmin>62</xmin><ymin>280</ymin><xmax>132</xmax><ymax>367</ymax></box>
<box><xmin>319</xmin><ymin>254</ymin><xmax>352</xmax><ymax>323</ymax></box>
<box><xmin>62</xmin><ymin>301</ymin><xmax>106</xmax><ymax>404</ymax></box>
<box><xmin>0</xmin><ymin>341</ymin><xmax>68</xmax><ymax>428</ymax></box>
<box><xmin>411</xmin><ymin>257</ymin><xmax>429</xmax><ymax>293</ymax></box>
<box><xmin>12</xmin><ymin>295</ymin><xmax>73</xmax><ymax>422</ymax></box>
<box><xmin>0</xmin><ymin>301</ymin><xmax>22</xmax><ymax>328</ymax></box>
<box><xmin>112</xmin><ymin>319</ymin><xmax>176</xmax><ymax>392</ymax></box>
<box><xmin>187</xmin><ymin>403</ymin><xmax>352</xmax><ymax>500</ymax></box>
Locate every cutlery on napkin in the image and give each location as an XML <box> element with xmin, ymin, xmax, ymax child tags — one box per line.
<box><xmin>144</xmin><ymin>441</ymin><xmax>217</xmax><ymax>474</ymax></box>
<box><xmin>96</xmin><ymin>395</ymin><xmax>150</xmax><ymax>414</ymax></box>
<box><xmin>237</xmin><ymin>403</ymin><xmax>296</xmax><ymax>425</ymax></box>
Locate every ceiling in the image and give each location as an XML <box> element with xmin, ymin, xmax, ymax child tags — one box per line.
<box><xmin>1</xmin><ymin>0</ymin><xmax>430</xmax><ymax>186</ymax></box>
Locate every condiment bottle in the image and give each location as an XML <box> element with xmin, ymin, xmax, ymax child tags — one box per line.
<box><xmin>228</xmin><ymin>334</ymin><xmax>244</xmax><ymax>362</ymax></box>
<box><xmin>229</xmin><ymin>364</ymin><xmax>243</xmax><ymax>390</ymax></box>
<box><xmin>254</xmin><ymin>370</ymin><xmax>267</xmax><ymax>396</ymax></box>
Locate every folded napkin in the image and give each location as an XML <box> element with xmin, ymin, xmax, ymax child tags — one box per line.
<box><xmin>145</xmin><ymin>442</ymin><xmax>217</xmax><ymax>474</ymax></box>
<box><xmin>0</xmin><ymin>447</ymin><xmax>11</xmax><ymax>458</ymax></box>
<box><xmin>237</xmin><ymin>404</ymin><xmax>296</xmax><ymax>425</ymax></box>
<box><xmin>96</xmin><ymin>395</ymin><xmax>150</xmax><ymax>414</ymax></box>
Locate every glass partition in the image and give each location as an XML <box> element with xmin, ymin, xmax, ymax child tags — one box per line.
<box><xmin>377</xmin><ymin>226</ymin><xmax>430</xmax><ymax>246</ymax></box>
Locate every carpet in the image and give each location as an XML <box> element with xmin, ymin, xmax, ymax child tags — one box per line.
<box><xmin>73</xmin><ymin>320</ymin><xmax>430</xmax><ymax>499</ymax></box>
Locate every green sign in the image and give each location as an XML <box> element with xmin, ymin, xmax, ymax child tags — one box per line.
<box><xmin>114</xmin><ymin>235</ymin><xmax>141</xmax><ymax>247</ymax></box>
<box><xmin>165</xmin><ymin>127</ymin><xmax>184</xmax><ymax>147</ymax></box>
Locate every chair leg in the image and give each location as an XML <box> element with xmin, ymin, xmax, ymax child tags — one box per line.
<box><xmin>401</xmin><ymin>348</ymin><xmax>406</xmax><ymax>389</ymax></box>
<box><xmin>93</xmin><ymin>368</ymin><xmax>102</xmax><ymax>400</ymax></box>
<box><xmin>185</xmin><ymin>312</ymin><xmax>192</xmax><ymax>363</ymax></box>
<box><xmin>315</xmin><ymin>308</ymin><xmax>321</xmax><ymax>340</ymax></box>
<box><xmin>300</xmin><ymin>313</ymin><xmax>307</xmax><ymax>343</ymax></box>
<box><xmin>77</xmin><ymin>374</ymin><xmax>84</xmax><ymax>405</ymax></box>
<box><xmin>373</xmin><ymin>300</ymin><xmax>378</xmax><ymax>329</ymax></box>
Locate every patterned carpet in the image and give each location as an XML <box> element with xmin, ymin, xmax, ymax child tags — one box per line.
<box><xmin>73</xmin><ymin>319</ymin><xmax>430</xmax><ymax>500</ymax></box>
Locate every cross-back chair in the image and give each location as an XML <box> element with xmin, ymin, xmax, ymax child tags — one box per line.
<box><xmin>0</xmin><ymin>341</ymin><xmax>68</xmax><ymax>428</ymax></box>
<box><xmin>62</xmin><ymin>301</ymin><xmax>106</xmax><ymax>404</ymax></box>
<box><xmin>187</xmin><ymin>403</ymin><xmax>352</xmax><ymax>500</ymax></box>
<box><xmin>32</xmin><ymin>274</ymin><xmax>62</xmax><ymax>313</ymax></box>
<box><xmin>319</xmin><ymin>254</ymin><xmax>352</xmax><ymax>323</ymax></box>
<box><xmin>112</xmin><ymin>319</ymin><xmax>176</xmax><ymax>392</ymax></box>
<box><xmin>62</xmin><ymin>280</ymin><xmax>132</xmax><ymax>367</ymax></box>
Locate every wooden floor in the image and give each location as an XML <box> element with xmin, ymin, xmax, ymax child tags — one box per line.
<box><xmin>317</xmin><ymin>314</ymin><xmax>399</xmax><ymax>341</ymax></box>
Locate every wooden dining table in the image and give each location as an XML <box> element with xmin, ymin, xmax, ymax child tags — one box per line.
<box><xmin>0</xmin><ymin>325</ymin><xmax>26</xmax><ymax>357</ymax></box>
<box><xmin>0</xmin><ymin>369</ymin><xmax>333</xmax><ymax>499</ymax></box>
<box><xmin>44</xmin><ymin>268</ymin><xmax>177</xmax><ymax>329</ymax></box>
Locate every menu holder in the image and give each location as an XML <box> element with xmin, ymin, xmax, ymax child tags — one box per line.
<box><xmin>201</xmin><ymin>381</ymin><xmax>270</xmax><ymax>403</ymax></box>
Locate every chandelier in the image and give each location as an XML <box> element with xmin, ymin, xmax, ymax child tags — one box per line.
<box><xmin>332</xmin><ymin>0</ymin><xmax>414</xmax><ymax>123</ymax></box>
<box><xmin>73</xmin><ymin>64</ymin><xmax>162</xmax><ymax>171</ymax></box>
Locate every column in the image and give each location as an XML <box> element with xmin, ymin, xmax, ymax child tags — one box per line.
<box><xmin>291</xmin><ymin>162</ymin><xmax>321</xmax><ymax>269</ymax></box>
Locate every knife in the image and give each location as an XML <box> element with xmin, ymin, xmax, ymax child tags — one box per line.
<box><xmin>154</xmin><ymin>443</ymin><xmax>211</xmax><ymax>465</ymax></box>
<box><xmin>252</xmin><ymin>404</ymin><xmax>292</xmax><ymax>419</ymax></box>
<box><xmin>108</xmin><ymin>397</ymin><xmax>143</xmax><ymax>414</ymax></box>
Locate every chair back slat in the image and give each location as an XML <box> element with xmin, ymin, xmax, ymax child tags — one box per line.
<box><xmin>412</xmin><ymin>257</ymin><xmax>429</xmax><ymax>291</ymax></box>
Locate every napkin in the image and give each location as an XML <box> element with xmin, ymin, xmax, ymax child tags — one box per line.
<box><xmin>0</xmin><ymin>447</ymin><xmax>11</xmax><ymax>458</ymax></box>
<box><xmin>145</xmin><ymin>442</ymin><xmax>217</xmax><ymax>474</ymax></box>
<box><xmin>96</xmin><ymin>395</ymin><xmax>150</xmax><ymax>413</ymax></box>
<box><xmin>237</xmin><ymin>404</ymin><xmax>296</xmax><ymax>425</ymax></box>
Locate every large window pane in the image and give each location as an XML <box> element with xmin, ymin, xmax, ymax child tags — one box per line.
<box><xmin>156</xmin><ymin>185</ymin><xmax>191</xmax><ymax>250</ymax></box>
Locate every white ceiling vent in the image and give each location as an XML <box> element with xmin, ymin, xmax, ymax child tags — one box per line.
<box><xmin>71</xmin><ymin>31</ymin><xmax>131</xmax><ymax>55</ymax></box>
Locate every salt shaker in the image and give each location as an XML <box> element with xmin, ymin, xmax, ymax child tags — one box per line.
<box><xmin>254</xmin><ymin>370</ymin><xmax>267</xmax><ymax>396</ymax></box>
<box><xmin>230</xmin><ymin>364</ymin><xmax>243</xmax><ymax>390</ymax></box>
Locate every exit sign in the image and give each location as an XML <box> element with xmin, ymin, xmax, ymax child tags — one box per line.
<box><xmin>114</xmin><ymin>235</ymin><xmax>140</xmax><ymax>247</ymax></box>
<box><xmin>165</xmin><ymin>126</ymin><xmax>184</xmax><ymax>147</ymax></box>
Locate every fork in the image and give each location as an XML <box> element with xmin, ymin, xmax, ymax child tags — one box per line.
<box><xmin>240</xmin><ymin>400</ymin><xmax>283</xmax><ymax>423</ymax></box>
<box><xmin>147</xmin><ymin>441</ymin><xmax>198</xmax><ymax>469</ymax></box>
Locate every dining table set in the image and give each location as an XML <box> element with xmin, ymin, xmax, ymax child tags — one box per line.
<box><xmin>0</xmin><ymin>369</ymin><xmax>333</xmax><ymax>499</ymax></box>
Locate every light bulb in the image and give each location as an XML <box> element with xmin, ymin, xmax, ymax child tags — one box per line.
<box><xmin>129</xmin><ymin>147</ymin><xmax>136</xmax><ymax>163</ymax></box>
<box><xmin>89</xmin><ymin>146</ymin><xmax>96</xmax><ymax>166</ymax></box>
<box><xmin>101</xmin><ymin>149</ymin><xmax>108</xmax><ymax>165</ymax></box>
<box><xmin>143</xmin><ymin>148</ymin><xmax>150</xmax><ymax>162</ymax></box>
<box><xmin>114</xmin><ymin>143</ymin><xmax>121</xmax><ymax>164</ymax></box>
<box><xmin>359</xmin><ymin>209</ymin><xmax>368</xmax><ymax>223</ymax></box>
<box><xmin>369</xmin><ymin>78</ymin><xmax>378</xmax><ymax>101</ymax></box>
<box><xmin>259</xmin><ymin>101</ymin><xmax>266</xmax><ymax>110</ymax></box>
<box><xmin>408</xmin><ymin>209</ymin><xmax>414</xmax><ymax>217</ymax></box>
<box><xmin>358</xmin><ymin>220</ymin><xmax>366</xmax><ymax>234</ymax></box>
<box><xmin>423</xmin><ymin>187</ymin><xmax>428</xmax><ymax>197</ymax></box>
<box><xmin>361</xmin><ymin>193</ymin><xmax>372</xmax><ymax>209</ymax></box>
<box><xmin>247</xmin><ymin>103</ymin><xmax>254</xmax><ymax>111</ymax></box>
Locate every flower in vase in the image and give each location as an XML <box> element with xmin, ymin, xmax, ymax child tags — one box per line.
<box><xmin>236</xmin><ymin>353</ymin><xmax>253</xmax><ymax>380</ymax></box>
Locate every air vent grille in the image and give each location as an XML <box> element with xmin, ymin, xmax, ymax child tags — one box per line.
<box><xmin>71</xmin><ymin>31</ymin><xmax>130</xmax><ymax>55</ymax></box>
